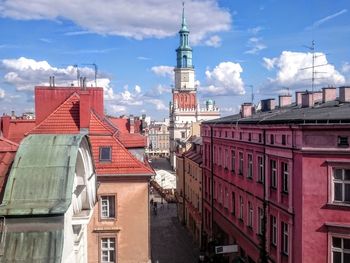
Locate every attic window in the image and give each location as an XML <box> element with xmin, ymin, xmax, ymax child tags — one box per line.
<box><xmin>338</xmin><ymin>136</ymin><xmax>349</xmax><ymax>147</ymax></box>
<box><xmin>100</xmin><ymin>146</ymin><xmax>112</xmax><ymax>162</ymax></box>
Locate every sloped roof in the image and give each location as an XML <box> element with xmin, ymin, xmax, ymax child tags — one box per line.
<box><xmin>90</xmin><ymin>135</ymin><xmax>154</xmax><ymax>176</ymax></box>
<box><xmin>0</xmin><ymin>217</ymin><xmax>64</xmax><ymax>263</ymax></box>
<box><xmin>29</xmin><ymin>93</ymin><xmax>80</xmax><ymax>134</ymax></box>
<box><xmin>117</xmin><ymin>132</ymin><xmax>146</xmax><ymax>148</ymax></box>
<box><xmin>6</xmin><ymin>120</ymin><xmax>35</xmax><ymax>143</ymax></box>
<box><xmin>0</xmin><ymin>134</ymin><xmax>86</xmax><ymax>216</ymax></box>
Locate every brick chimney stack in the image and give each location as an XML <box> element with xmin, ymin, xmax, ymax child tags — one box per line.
<box><xmin>241</xmin><ymin>103</ymin><xmax>253</xmax><ymax>118</ymax></box>
<box><xmin>322</xmin><ymin>87</ymin><xmax>337</xmax><ymax>103</ymax></box>
<box><xmin>279</xmin><ymin>95</ymin><xmax>292</xmax><ymax>108</ymax></box>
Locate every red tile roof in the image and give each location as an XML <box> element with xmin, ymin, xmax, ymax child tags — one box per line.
<box><xmin>90</xmin><ymin>135</ymin><xmax>154</xmax><ymax>175</ymax></box>
<box><xmin>30</xmin><ymin>93</ymin><xmax>80</xmax><ymax>134</ymax></box>
<box><xmin>0</xmin><ymin>137</ymin><xmax>18</xmax><ymax>200</ymax></box>
<box><xmin>7</xmin><ymin>120</ymin><xmax>35</xmax><ymax>143</ymax></box>
<box><xmin>109</xmin><ymin>118</ymin><xmax>129</xmax><ymax>133</ymax></box>
<box><xmin>117</xmin><ymin>132</ymin><xmax>146</xmax><ymax>148</ymax></box>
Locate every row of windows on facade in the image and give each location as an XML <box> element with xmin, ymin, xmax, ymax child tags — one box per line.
<box><xmin>203</xmin><ymin>129</ymin><xmax>349</xmax><ymax>148</ymax></box>
<box><xmin>185</xmin><ymin>183</ymin><xmax>200</xmax><ymax>210</ymax></box>
<box><xmin>204</xmin><ymin>202</ymin><xmax>290</xmax><ymax>256</ymax></box>
<box><xmin>204</xmin><ymin>147</ymin><xmax>289</xmax><ymax>193</ymax></box>
<box><xmin>186</xmin><ymin>162</ymin><xmax>200</xmax><ymax>181</ymax></box>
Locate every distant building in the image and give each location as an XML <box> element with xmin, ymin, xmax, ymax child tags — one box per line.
<box><xmin>0</xmin><ymin>134</ymin><xmax>97</xmax><ymax>262</ymax></box>
<box><xmin>147</xmin><ymin>119</ymin><xmax>170</xmax><ymax>157</ymax></box>
<box><xmin>201</xmin><ymin>87</ymin><xmax>350</xmax><ymax>262</ymax></box>
<box><xmin>176</xmin><ymin>136</ymin><xmax>203</xmax><ymax>248</ymax></box>
<box><xmin>169</xmin><ymin>5</ymin><xmax>220</xmax><ymax>170</ymax></box>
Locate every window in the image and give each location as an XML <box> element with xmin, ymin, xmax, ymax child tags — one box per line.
<box><xmin>258</xmin><ymin>156</ymin><xmax>264</xmax><ymax>183</ymax></box>
<box><xmin>239</xmin><ymin>152</ymin><xmax>243</xmax><ymax>175</ymax></box>
<box><xmin>231</xmin><ymin>150</ymin><xmax>236</xmax><ymax>172</ymax></box>
<box><xmin>270</xmin><ymin>160</ymin><xmax>277</xmax><ymax>189</ymax></box>
<box><xmin>218</xmin><ymin>147</ymin><xmax>222</xmax><ymax>166</ymax></box>
<box><xmin>240</xmin><ymin>132</ymin><xmax>243</xmax><ymax>140</ymax></box>
<box><xmin>225</xmin><ymin>149</ymin><xmax>229</xmax><ymax>168</ymax></box>
<box><xmin>231</xmin><ymin>192</ymin><xmax>236</xmax><ymax>215</ymax></box>
<box><xmin>333</xmin><ymin>168</ymin><xmax>350</xmax><ymax>203</ymax></box>
<box><xmin>271</xmin><ymin>215</ymin><xmax>277</xmax><ymax>246</ymax></box>
<box><xmin>282</xmin><ymin>134</ymin><xmax>287</xmax><ymax>145</ymax></box>
<box><xmin>239</xmin><ymin>196</ymin><xmax>244</xmax><ymax>220</ymax></box>
<box><xmin>259</xmin><ymin>133</ymin><xmax>262</xmax><ymax>143</ymax></box>
<box><xmin>332</xmin><ymin>237</ymin><xmax>350</xmax><ymax>263</ymax></box>
<box><xmin>282</xmin><ymin>162</ymin><xmax>289</xmax><ymax>193</ymax></box>
<box><xmin>248</xmin><ymin>133</ymin><xmax>252</xmax><ymax>141</ymax></box>
<box><xmin>100</xmin><ymin>147</ymin><xmax>112</xmax><ymax>162</ymax></box>
<box><xmin>258</xmin><ymin>207</ymin><xmax>264</xmax><ymax>235</ymax></box>
<box><xmin>214</xmin><ymin>181</ymin><xmax>217</xmax><ymax>200</ymax></box>
<box><xmin>248</xmin><ymin>201</ymin><xmax>253</xmax><ymax>228</ymax></box>
<box><xmin>338</xmin><ymin>136</ymin><xmax>349</xmax><ymax>147</ymax></box>
<box><xmin>101</xmin><ymin>237</ymin><xmax>116</xmax><ymax>263</ymax></box>
<box><xmin>224</xmin><ymin>188</ymin><xmax>229</xmax><ymax>208</ymax></box>
<box><xmin>247</xmin><ymin>154</ymin><xmax>253</xmax><ymax>179</ymax></box>
<box><xmin>101</xmin><ymin>196</ymin><xmax>116</xmax><ymax>219</ymax></box>
<box><xmin>270</xmin><ymin>134</ymin><xmax>275</xmax><ymax>145</ymax></box>
<box><xmin>281</xmin><ymin>222</ymin><xmax>289</xmax><ymax>255</ymax></box>
<box><xmin>232</xmin><ymin>131</ymin><xmax>235</xmax><ymax>138</ymax></box>
<box><xmin>181</xmin><ymin>132</ymin><xmax>186</xmax><ymax>138</ymax></box>
<box><xmin>218</xmin><ymin>184</ymin><xmax>222</xmax><ymax>204</ymax></box>
<box><xmin>225</xmin><ymin>131</ymin><xmax>228</xmax><ymax>138</ymax></box>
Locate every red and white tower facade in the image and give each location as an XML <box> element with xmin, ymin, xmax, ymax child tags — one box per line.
<box><xmin>169</xmin><ymin>4</ymin><xmax>220</xmax><ymax>169</ymax></box>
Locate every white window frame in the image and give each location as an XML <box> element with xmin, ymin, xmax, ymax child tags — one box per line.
<box><xmin>282</xmin><ymin>162</ymin><xmax>289</xmax><ymax>193</ymax></box>
<box><xmin>282</xmin><ymin>222</ymin><xmax>289</xmax><ymax>255</ymax></box>
<box><xmin>332</xmin><ymin>168</ymin><xmax>350</xmax><ymax>204</ymax></box>
<box><xmin>101</xmin><ymin>196</ymin><xmax>116</xmax><ymax>219</ymax></box>
<box><xmin>101</xmin><ymin>237</ymin><xmax>116</xmax><ymax>263</ymax></box>
<box><xmin>258</xmin><ymin>156</ymin><xmax>264</xmax><ymax>183</ymax></box>
<box><xmin>331</xmin><ymin>236</ymin><xmax>350</xmax><ymax>263</ymax></box>
<box><xmin>258</xmin><ymin>207</ymin><xmax>264</xmax><ymax>235</ymax></box>
<box><xmin>239</xmin><ymin>196</ymin><xmax>244</xmax><ymax>220</ymax></box>
<box><xmin>271</xmin><ymin>160</ymin><xmax>277</xmax><ymax>189</ymax></box>
<box><xmin>271</xmin><ymin>215</ymin><xmax>277</xmax><ymax>246</ymax></box>
<box><xmin>247</xmin><ymin>154</ymin><xmax>253</xmax><ymax>179</ymax></box>
<box><xmin>248</xmin><ymin>201</ymin><xmax>253</xmax><ymax>228</ymax></box>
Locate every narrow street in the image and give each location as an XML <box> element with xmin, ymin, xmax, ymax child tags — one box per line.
<box><xmin>150</xmin><ymin>157</ymin><xmax>199</xmax><ymax>263</ymax></box>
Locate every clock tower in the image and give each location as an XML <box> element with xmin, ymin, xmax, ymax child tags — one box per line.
<box><xmin>169</xmin><ymin>3</ymin><xmax>220</xmax><ymax>169</ymax></box>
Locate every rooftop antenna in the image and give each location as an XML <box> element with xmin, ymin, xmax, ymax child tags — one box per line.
<box><xmin>245</xmin><ymin>85</ymin><xmax>254</xmax><ymax>104</ymax></box>
<box><xmin>83</xmin><ymin>63</ymin><xmax>98</xmax><ymax>87</ymax></box>
<box><xmin>73</xmin><ymin>64</ymin><xmax>80</xmax><ymax>85</ymax></box>
<box><xmin>300</xmin><ymin>40</ymin><xmax>328</xmax><ymax>92</ymax></box>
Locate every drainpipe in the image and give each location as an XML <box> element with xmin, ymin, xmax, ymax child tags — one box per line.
<box><xmin>210</xmin><ymin>125</ymin><xmax>214</xmax><ymax>239</ymax></box>
<box><xmin>182</xmin><ymin>155</ymin><xmax>186</xmax><ymax>225</ymax></box>
<box><xmin>260</xmin><ymin>128</ymin><xmax>268</xmax><ymax>263</ymax></box>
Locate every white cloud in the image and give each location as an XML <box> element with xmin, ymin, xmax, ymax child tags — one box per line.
<box><xmin>262</xmin><ymin>51</ymin><xmax>345</xmax><ymax>90</ymax></box>
<box><xmin>110</xmin><ymin>105</ymin><xmax>127</xmax><ymax>114</ymax></box>
<box><xmin>204</xmin><ymin>35</ymin><xmax>221</xmax><ymax>48</ymax></box>
<box><xmin>0</xmin><ymin>0</ymin><xmax>231</xmax><ymax>45</ymax></box>
<box><xmin>146</xmin><ymin>99</ymin><xmax>168</xmax><ymax>111</ymax></box>
<box><xmin>135</xmin><ymin>85</ymin><xmax>141</xmax><ymax>93</ymax></box>
<box><xmin>342</xmin><ymin>62</ymin><xmax>350</xmax><ymax>73</ymax></box>
<box><xmin>1</xmin><ymin>57</ymin><xmax>114</xmax><ymax>99</ymax></box>
<box><xmin>245</xmin><ymin>37</ymin><xmax>266</xmax><ymax>55</ymax></box>
<box><xmin>248</xmin><ymin>26</ymin><xmax>263</xmax><ymax>35</ymax></box>
<box><xmin>306</xmin><ymin>9</ymin><xmax>347</xmax><ymax>30</ymax></box>
<box><xmin>199</xmin><ymin>62</ymin><xmax>245</xmax><ymax>96</ymax></box>
<box><xmin>0</xmin><ymin>88</ymin><xmax>5</xmax><ymax>98</ymax></box>
<box><xmin>151</xmin><ymin>65</ymin><xmax>174</xmax><ymax>79</ymax></box>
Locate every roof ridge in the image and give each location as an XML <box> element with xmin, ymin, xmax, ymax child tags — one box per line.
<box><xmin>0</xmin><ymin>136</ymin><xmax>19</xmax><ymax>148</ymax></box>
<box><xmin>90</xmin><ymin>110</ymin><xmax>118</xmax><ymax>135</ymax></box>
<box><xmin>27</xmin><ymin>92</ymin><xmax>80</xmax><ymax>135</ymax></box>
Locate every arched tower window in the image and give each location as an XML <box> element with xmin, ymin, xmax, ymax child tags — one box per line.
<box><xmin>182</xmin><ymin>55</ymin><xmax>187</xmax><ymax>68</ymax></box>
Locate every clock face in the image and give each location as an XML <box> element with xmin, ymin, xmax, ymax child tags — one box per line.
<box><xmin>182</xmin><ymin>72</ymin><xmax>189</xmax><ymax>82</ymax></box>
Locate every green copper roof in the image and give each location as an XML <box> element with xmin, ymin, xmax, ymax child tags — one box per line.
<box><xmin>0</xmin><ymin>217</ymin><xmax>64</xmax><ymax>263</ymax></box>
<box><xmin>180</xmin><ymin>2</ymin><xmax>189</xmax><ymax>33</ymax></box>
<box><xmin>0</xmin><ymin>134</ymin><xmax>85</xmax><ymax>216</ymax></box>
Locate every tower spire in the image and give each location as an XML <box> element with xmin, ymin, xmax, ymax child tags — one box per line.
<box><xmin>182</xmin><ymin>2</ymin><xmax>186</xmax><ymax>28</ymax></box>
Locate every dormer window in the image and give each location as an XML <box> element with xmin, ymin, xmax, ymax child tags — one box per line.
<box><xmin>100</xmin><ymin>146</ymin><xmax>112</xmax><ymax>162</ymax></box>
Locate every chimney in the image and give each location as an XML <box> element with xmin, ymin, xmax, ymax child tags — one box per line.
<box><xmin>261</xmin><ymin>99</ymin><xmax>276</xmax><ymax>112</ymax></box>
<box><xmin>339</xmin><ymin>86</ymin><xmax>350</xmax><ymax>103</ymax></box>
<box><xmin>295</xmin><ymin>91</ymin><xmax>304</xmax><ymax>106</ymax></box>
<box><xmin>301</xmin><ymin>92</ymin><xmax>314</xmax><ymax>107</ymax></box>
<box><xmin>279</xmin><ymin>94</ymin><xmax>292</xmax><ymax>108</ymax></box>
<box><xmin>322</xmin><ymin>87</ymin><xmax>336</xmax><ymax>103</ymax></box>
<box><xmin>241</xmin><ymin>103</ymin><xmax>253</xmax><ymax>118</ymax></box>
<box><xmin>1</xmin><ymin>115</ymin><xmax>11</xmax><ymax>138</ymax></box>
<box><xmin>52</xmin><ymin>76</ymin><xmax>55</xmax><ymax>87</ymax></box>
<box><xmin>79</xmin><ymin>91</ymin><xmax>91</xmax><ymax>131</ymax></box>
<box><xmin>313</xmin><ymin>91</ymin><xmax>322</xmax><ymax>103</ymax></box>
<box><xmin>129</xmin><ymin>115</ymin><xmax>135</xmax><ymax>134</ymax></box>
<box><xmin>11</xmin><ymin>111</ymin><xmax>15</xmax><ymax>119</ymax></box>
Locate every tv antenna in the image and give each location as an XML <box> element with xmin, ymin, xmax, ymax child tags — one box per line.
<box><xmin>245</xmin><ymin>85</ymin><xmax>254</xmax><ymax>104</ymax></box>
<box><xmin>300</xmin><ymin>40</ymin><xmax>328</xmax><ymax>92</ymax></box>
<box><xmin>82</xmin><ymin>63</ymin><xmax>98</xmax><ymax>87</ymax></box>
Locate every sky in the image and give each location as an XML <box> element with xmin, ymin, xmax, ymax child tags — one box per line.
<box><xmin>0</xmin><ymin>0</ymin><xmax>349</xmax><ymax>120</ymax></box>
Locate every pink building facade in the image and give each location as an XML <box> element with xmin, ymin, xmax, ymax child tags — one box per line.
<box><xmin>201</xmin><ymin>87</ymin><xmax>350</xmax><ymax>263</ymax></box>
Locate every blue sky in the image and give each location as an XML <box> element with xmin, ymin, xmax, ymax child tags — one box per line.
<box><xmin>0</xmin><ymin>0</ymin><xmax>349</xmax><ymax>120</ymax></box>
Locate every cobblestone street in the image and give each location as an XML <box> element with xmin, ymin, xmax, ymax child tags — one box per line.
<box><xmin>150</xmin><ymin>157</ymin><xmax>199</xmax><ymax>263</ymax></box>
<box><xmin>150</xmin><ymin>201</ymin><xmax>199</xmax><ymax>263</ymax></box>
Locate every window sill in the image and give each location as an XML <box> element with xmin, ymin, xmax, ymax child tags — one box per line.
<box><xmin>281</xmin><ymin>252</ymin><xmax>289</xmax><ymax>257</ymax></box>
<box><xmin>257</xmin><ymin>180</ymin><xmax>264</xmax><ymax>185</ymax></box>
<box><xmin>281</xmin><ymin>190</ymin><xmax>289</xmax><ymax>195</ymax></box>
<box><xmin>325</xmin><ymin>202</ymin><xmax>350</xmax><ymax>210</ymax></box>
<box><xmin>270</xmin><ymin>187</ymin><xmax>277</xmax><ymax>191</ymax></box>
<box><xmin>247</xmin><ymin>176</ymin><xmax>253</xmax><ymax>181</ymax></box>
